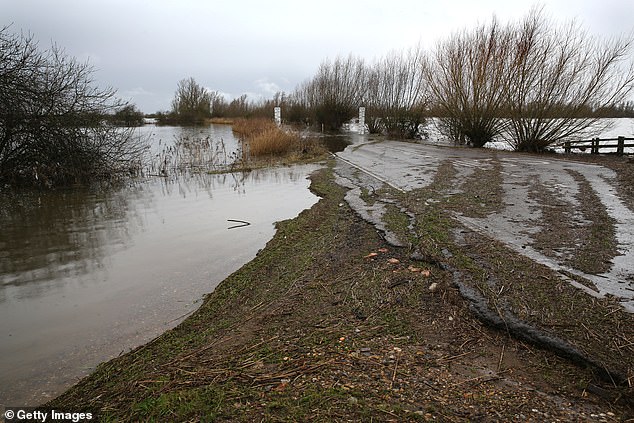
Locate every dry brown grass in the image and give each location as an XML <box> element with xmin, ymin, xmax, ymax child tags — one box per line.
<box><xmin>248</xmin><ymin>127</ymin><xmax>299</xmax><ymax>156</ymax></box>
<box><xmin>232</xmin><ymin>118</ymin><xmax>326</xmax><ymax>160</ymax></box>
<box><xmin>206</xmin><ymin>117</ymin><xmax>235</xmax><ymax>125</ymax></box>
<box><xmin>231</xmin><ymin>118</ymin><xmax>277</xmax><ymax>140</ymax></box>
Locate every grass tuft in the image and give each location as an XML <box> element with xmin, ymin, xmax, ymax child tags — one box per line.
<box><xmin>206</xmin><ymin>117</ymin><xmax>235</xmax><ymax>125</ymax></box>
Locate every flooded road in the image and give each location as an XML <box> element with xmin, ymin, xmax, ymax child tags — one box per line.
<box><xmin>0</xmin><ymin>125</ymin><xmax>323</xmax><ymax>406</ymax></box>
<box><xmin>337</xmin><ymin>139</ymin><xmax>634</xmax><ymax>311</ymax></box>
<box><xmin>3</xmin><ymin>119</ymin><xmax>631</xmax><ymax>406</ymax></box>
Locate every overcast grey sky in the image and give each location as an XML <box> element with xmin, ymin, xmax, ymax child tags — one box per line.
<box><xmin>3</xmin><ymin>0</ymin><xmax>633</xmax><ymax>113</ymax></box>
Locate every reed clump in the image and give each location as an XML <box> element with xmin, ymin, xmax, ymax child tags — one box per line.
<box><xmin>232</xmin><ymin>118</ymin><xmax>277</xmax><ymax>140</ymax></box>
<box><xmin>206</xmin><ymin>117</ymin><xmax>235</xmax><ymax>125</ymax></box>
<box><xmin>232</xmin><ymin>118</ymin><xmax>326</xmax><ymax>161</ymax></box>
<box><xmin>249</xmin><ymin>127</ymin><xmax>299</xmax><ymax>156</ymax></box>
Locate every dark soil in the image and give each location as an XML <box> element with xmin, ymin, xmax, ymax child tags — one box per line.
<box><xmin>45</xmin><ymin>156</ymin><xmax>634</xmax><ymax>422</ymax></box>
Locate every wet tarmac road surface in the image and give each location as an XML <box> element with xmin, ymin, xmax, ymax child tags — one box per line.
<box><xmin>336</xmin><ymin>140</ymin><xmax>634</xmax><ymax>311</ymax></box>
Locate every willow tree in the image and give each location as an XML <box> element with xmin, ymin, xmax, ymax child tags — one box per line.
<box><xmin>295</xmin><ymin>55</ymin><xmax>367</xmax><ymax>131</ymax></box>
<box><xmin>425</xmin><ymin>9</ymin><xmax>634</xmax><ymax>151</ymax></box>
<box><xmin>0</xmin><ymin>27</ymin><xmax>145</xmax><ymax>188</ymax></box>
<box><xmin>424</xmin><ymin>18</ymin><xmax>513</xmax><ymax>147</ymax></box>
<box><xmin>365</xmin><ymin>46</ymin><xmax>428</xmax><ymax>138</ymax></box>
<box><xmin>504</xmin><ymin>9</ymin><xmax>634</xmax><ymax>152</ymax></box>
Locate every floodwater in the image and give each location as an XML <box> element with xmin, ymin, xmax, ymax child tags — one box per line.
<box><xmin>423</xmin><ymin>117</ymin><xmax>634</xmax><ymax>153</ymax></box>
<box><xmin>0</xmin><ymin>124</ymin><xmax>322</xmax><ymax>406</ymax></box>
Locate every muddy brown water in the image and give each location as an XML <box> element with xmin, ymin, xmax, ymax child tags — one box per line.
<box><xmin>0</xmin><ymin>124</ymin><xmax>324</xmax><ymax>406</ymax></box>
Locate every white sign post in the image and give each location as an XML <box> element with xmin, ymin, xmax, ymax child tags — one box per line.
<box><xmin>274</xmin><ymin>107</ymin><xmax>281</xmax><ymax>126</ymax></box>
<box><xmin>358</xmin><ymin>107</ymin><xmax>366</xmax><ymax>134</ymax></box>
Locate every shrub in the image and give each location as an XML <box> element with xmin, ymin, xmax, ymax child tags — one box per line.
<box><xmin>504</xmin><ymin>9</ymin><xmax>634</xmax><ymax>152</ymax></box>
<box><xmin>424</xmin><ymin>18</ymin><xmax>512</xmax><ymax>147</ymax></box>
<box><xmin>231</xmin><ymin>118</ymin><xmax>325</xmax><ymax>160</ymax></box>
<box><xmin>169</xmin><ymin>77</ymin><xmax>215</xmax><ymax>125</ymax></box>
<box><xmin>0</xmin><ymin>27</ymin><xmax>145</xmax><ymax>188</ymax></box>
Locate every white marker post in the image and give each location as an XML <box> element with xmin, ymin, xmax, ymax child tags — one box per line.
<box><xmin>358</xmin><ymin>107</ymin><xmax>366</xmax><ymax>135</ymax></box>
<box><xmin>274</xmin><ymin>107</ymin><xmax>281</xmax><ymax>126</ymax></box>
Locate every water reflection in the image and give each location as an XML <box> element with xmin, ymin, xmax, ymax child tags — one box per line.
<box><xmin>0</xmin><ymin>160</ymin><xmax>322</xmax><ymax>406</ymax></box>
<box><xmin>0</xmin><ymin>185</ymin><xmax>147</xmax><ymax>297</ymax></box>
<box><xmin>141</xmin><ymin>124</ymin><xmax>241</xmax><ymax>175</ymax></box>
<box><xmin>0</xmin><ymin>124</ymin><xmax>245</xmax><ymax>302</ymax></box>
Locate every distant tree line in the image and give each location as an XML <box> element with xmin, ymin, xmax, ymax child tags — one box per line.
<box><xmin>168</xmin><ymin>8</ymin><xmax>632</xmax><ymax>153</ymax></box>
<box><xmin>592</xmin><ymin>101</ymin><xmax>634</xmax><ymax>118</ymax></box>
<box><xmin>109</xmin><ymin>104</ymin><xmax>144</xmax><ymax>127</ymax></box>
<box><xmin>0</xmin><ymin>26</ymin><xmax>145</xmax><ymax>188</ymax></box>
<box><xmin>160</xmin><ymin>9</ymin><xmax>633</xmax><ymax>153</ymax></box>
<box><xmin>285</xmin><ymin>51</ymin><xmax>429</xmax><ymax>139</ymax></box>
<box><xmin>155</xmin><ymin>78</ymin><xmax>276</xmax><ymax>125</ymax></box>
<box><xmin>161</xmin><ymin>52</ymin><xmax>430</xmax><ymax>140</ymax></box>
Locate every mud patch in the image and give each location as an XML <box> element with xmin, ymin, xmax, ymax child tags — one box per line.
<box><xmin>568</xmin><ymin>170</ymin><xmax>618</xmax><ymax>273</ymax></box>
<box><xmin>334</xmin><ymin>160</ymin><xmax>414</xmax><ymax>248</ymax></box>
<box><xmin>528</xmin><ymin>169</ymin><xmax>618</xmax><ymax>274</ymax></box>
<box><xmin>336</xmin><ymin>149</ymin><xmax>634</xmax><ymax>401</ymax></box>
<box><xmin>450</xmin><ymin>154</ymin><xmax>504</xmax><ymax>218</ymax></box>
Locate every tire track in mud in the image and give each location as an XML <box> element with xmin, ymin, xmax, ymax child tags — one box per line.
<box><xmin>334</xmin><ymin>141</ymin><xmax>634</xmax><ymax>389</ymax></box>
<box><xmin>337</xmin><ymin>141</ymin><xmax>634</xmax><ymax>310</ymax></box>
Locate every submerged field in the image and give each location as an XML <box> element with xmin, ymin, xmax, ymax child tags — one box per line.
<box><xmin>46</xmin><ymin>155</ymin><xmax>634</xmax><ymax>421</ymax></box>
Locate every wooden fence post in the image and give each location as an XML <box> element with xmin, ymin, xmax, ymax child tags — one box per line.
<box><xmin>592</xmin><ymin>138</ymin><xmax>599</xmax><ymax>154</ymax></box>
<box><xmin>617</xmin><ymin>136</ymin><xmax>625</xmax><ymax>156</ymax></box>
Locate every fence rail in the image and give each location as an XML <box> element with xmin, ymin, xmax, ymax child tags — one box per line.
<box><xmin>563</xmin><ymin>136</ymin><xmax>634</xmax><ymax>155</ymax></box>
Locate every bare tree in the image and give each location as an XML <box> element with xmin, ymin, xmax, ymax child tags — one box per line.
<box><xmin>425</xmin><ymin>9</ymin><xmax>634</xmax><ymax>151</ymax></box>
<box><xmin>504</xmin><ymin>9</ymin><xmax>634</xmax><ymax>151</ymax></box>
<box><xmin>366</xmin><ymin>46</ymin><xmax>428</xmax><ymax>138</ymax></box>
<box><xmin>296</xmin><ymin>55</ymin><xmax>367</xmax><ymax>130</ymax></box>
<box><xmin>0</xmin><ymin>27</ymin><xmax>145</xmax><ymax>188</ymax></box>
<box><xmin>226</xmin><ymin>94</ymin><xmax>251</xmax><ymax>117</ymax></box>
<box><xmin>424</xmin><ymin>18</ymin><xmax>512</xmax><ymax>147</ymax></box>
<box><xmin>112</xmin><ymin>104</ymin><xmax>144</xmax><ymax>126</ymax></box>
<box><xmin>284</xmin><ymin>83</ymin><xmax>311</xmax><ymax>125</ymax></box>
<box><xmin>170</xmin><ymin>77</ymin><xmax>212</xmax><ymax>124</ymax></box>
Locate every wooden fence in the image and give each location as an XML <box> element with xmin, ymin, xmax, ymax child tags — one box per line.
<box><xmin>563</xmin><ymin>136</ymin><xmax>634</xmax><ymax>155</ymax></box>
